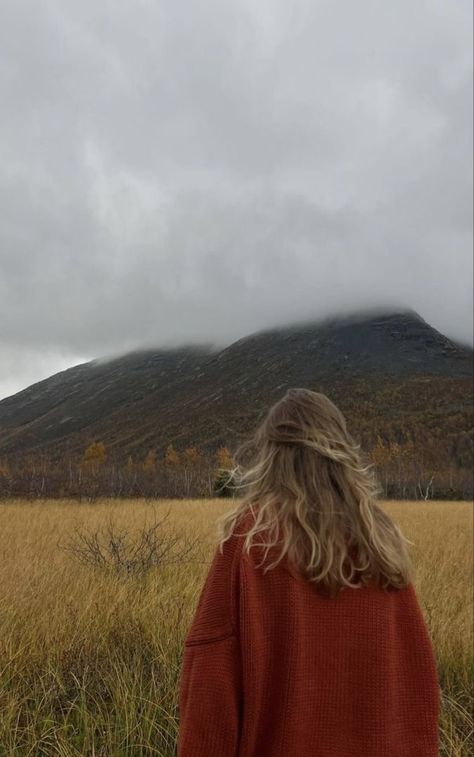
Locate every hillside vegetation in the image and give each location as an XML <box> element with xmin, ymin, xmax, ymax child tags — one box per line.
<box><xmin>1</xmin><ymin>309</ymin><xmax>473</xmax><ymax>500</ymax></box>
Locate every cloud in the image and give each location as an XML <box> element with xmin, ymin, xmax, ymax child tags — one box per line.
<box><xmin>0</xmin><ymin>0</ymin><xmax>472</xmax><ymax>399</ymax></box>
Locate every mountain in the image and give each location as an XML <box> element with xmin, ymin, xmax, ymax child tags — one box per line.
<box><xmin>0</xmin><ymin>307</ymin><xmax>472</xmax><ymax>464</ymax></box>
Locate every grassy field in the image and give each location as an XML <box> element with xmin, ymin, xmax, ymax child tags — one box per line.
<box><xmin>0</xmin><ymin>498</ymin><xmax>471</xmax><ymax>756</ymax></box>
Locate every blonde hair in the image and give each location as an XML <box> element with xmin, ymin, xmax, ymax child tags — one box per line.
<box><xmin>217</xmin><ymin>388</ymin><xmax>415</xmax><ymax>598</ymax></box>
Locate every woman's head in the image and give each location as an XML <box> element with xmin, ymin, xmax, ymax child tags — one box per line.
<box><xmin>218</xmin><ymin>388</ymin><xmax>414</xmax><ymax>598</ymax></box>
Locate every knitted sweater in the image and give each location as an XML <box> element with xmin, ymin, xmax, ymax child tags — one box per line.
<box><xmin>178</xmin><ymin>511</ymin><xmax>440</xmax><ymax>757</ymax></box>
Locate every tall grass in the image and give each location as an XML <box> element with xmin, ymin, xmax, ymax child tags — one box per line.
<box><xmin>0</xmin><ymin>499</ymin><xmax>471</xmax><ymax>755</ymax></box>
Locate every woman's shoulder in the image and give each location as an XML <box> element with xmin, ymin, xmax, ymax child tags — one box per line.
<box><xmin>219</xmin><ymin>505</ymin><xmax>270</xmax><ymax>569</ymax></box>
<box><xmin>233</xmin><ymin>505</ymin><xmax>258</xmax><ymax>534</ymax></box>
<box><xmin>218</xmin><ymin>503</ymin><xmax>258</xmax><ymax>543</ymax></box>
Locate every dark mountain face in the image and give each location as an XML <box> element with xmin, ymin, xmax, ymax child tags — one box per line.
<box><xmin>0</xmin><ymin>346</ymin><xmax>212</xmax><ymax>456</ymax></box>
<box><xmin>0</xmin><ymin>308</ymin><xmax>472</xmax><ymax>461</ymax></box>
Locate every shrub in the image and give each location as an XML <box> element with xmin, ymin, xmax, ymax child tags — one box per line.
<box><xmin>59</xmin><ymin>511</ymin><xmax>198</xmax><ymax>576</ymax></box>
<box><xmin>213</xmin><ymin>469</ymin><xmax>236</xmax><ymax>498</ymax></box>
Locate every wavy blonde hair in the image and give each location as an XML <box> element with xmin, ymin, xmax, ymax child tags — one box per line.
<box><xmin>217</xmin><ymin>388</ymin><xmax>415</xmax><ymax>598</ymax></box>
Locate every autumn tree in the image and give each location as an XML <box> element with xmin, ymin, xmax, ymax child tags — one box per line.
<box><xmin>369</xmin><ymin>435</ymin><xmax>391</xmax><ymax>495</ymax></box>
<box><xmin>143</xmin><ymin>450</ymin><xmax>157</xmax><ymax>474</ymax></box>
<box><xmin>0</xmin><ymin>460</ymin><xmax>11</xmax><ymax>477</ymax></box>
<box><xmin>82</xmin><ymin>441</ymin><xmax>106</xmax><ymax>468</ymax></box>
<box><xmin>215</xmin><ymin>446</ymin><xmax>233</xmax><ymax>470</ymax></box>
<box><xmin>370</xmin><ymin>434</ymin><xmax>390</xmax><ymax>468</ymax></box>
<box><xmin>183</xmin><ymin>445</ymin><xmax>203</xmax><ymax>467</ymax></box>
<box><xmin>164</xmin><ymin>444</ymin><xmax>180</xmax><ymax>468</ymax></box>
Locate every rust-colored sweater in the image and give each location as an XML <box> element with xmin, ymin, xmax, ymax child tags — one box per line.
<box><xmin>178</xmin><ymin>512</ymin><xmax>440</xmax><ymax>756</ymax></box>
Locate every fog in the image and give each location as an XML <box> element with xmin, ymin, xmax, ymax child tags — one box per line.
<box><xmin>1</xmin><ymin>0</ymin><xmax>472</xmax><ymax>399</ymax></box>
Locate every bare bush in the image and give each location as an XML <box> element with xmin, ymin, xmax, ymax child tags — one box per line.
<box><xmin>59</xmin><ymin>510</ymin><xmax>200</xmax><ymax>576</ymax></box>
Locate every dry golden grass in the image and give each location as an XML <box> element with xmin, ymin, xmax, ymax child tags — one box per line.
<box><xmin>0</xmin><ymin>498</ymin><xmax>471</xmax><ymax>756</ymax></box>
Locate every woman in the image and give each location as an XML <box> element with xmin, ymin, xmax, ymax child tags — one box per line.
<box><xmin>178</xmin><ymin>388</ymin><xmax>440</xmax><ymax>756</ymax></box>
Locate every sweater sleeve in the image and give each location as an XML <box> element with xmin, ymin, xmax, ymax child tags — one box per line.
<box><xmin>177</xmin><ymin>530</ymin><xmax>243</xmax><ymax>757</ymax></box>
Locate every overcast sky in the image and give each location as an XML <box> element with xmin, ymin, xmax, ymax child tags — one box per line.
<box><xmin>1</xmin><ymin>0</ymin><xmax>472</xmax><ymax>400</ymax></box>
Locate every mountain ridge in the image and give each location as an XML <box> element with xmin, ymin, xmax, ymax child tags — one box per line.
<box><xmin>0</xmin><ymin>307</ymin><xmax>472</xmax><ymax>463</ymax></box>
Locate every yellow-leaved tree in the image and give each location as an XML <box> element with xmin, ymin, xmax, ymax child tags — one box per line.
<box><xmin>82</xmin><ymin>441</ymin><xmax>106</xmax><ymax>468</ymax></box>
<box><xmin>143</xmin><ymin>450</ymin><xmax>157</xmax><ymax>473</ymax></box>
<box><xmin>215</xmin><ymin>446</ymin><xmax>233</xmax><ymax>470</ymax></box>
<box><xmin>183</xmin><ymin>445</ymin><xmax>203</xmax><ymax>467</ymax></box>
<box><xmin>164</xmin><ymin>444</ymin><xmax>180</xmax><ymax>468</ymax></box>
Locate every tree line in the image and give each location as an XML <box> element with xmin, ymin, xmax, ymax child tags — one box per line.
<box><xmin>0</xmin><ymin>431</ymin><xmax>471</xmax><ymax>501</ymax></box>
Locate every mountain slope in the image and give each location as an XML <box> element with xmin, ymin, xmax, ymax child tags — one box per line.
<box><xmin>0</xmin><ymin>307</ymin><xmax>472</xmax><ymax>462</ymax></box>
